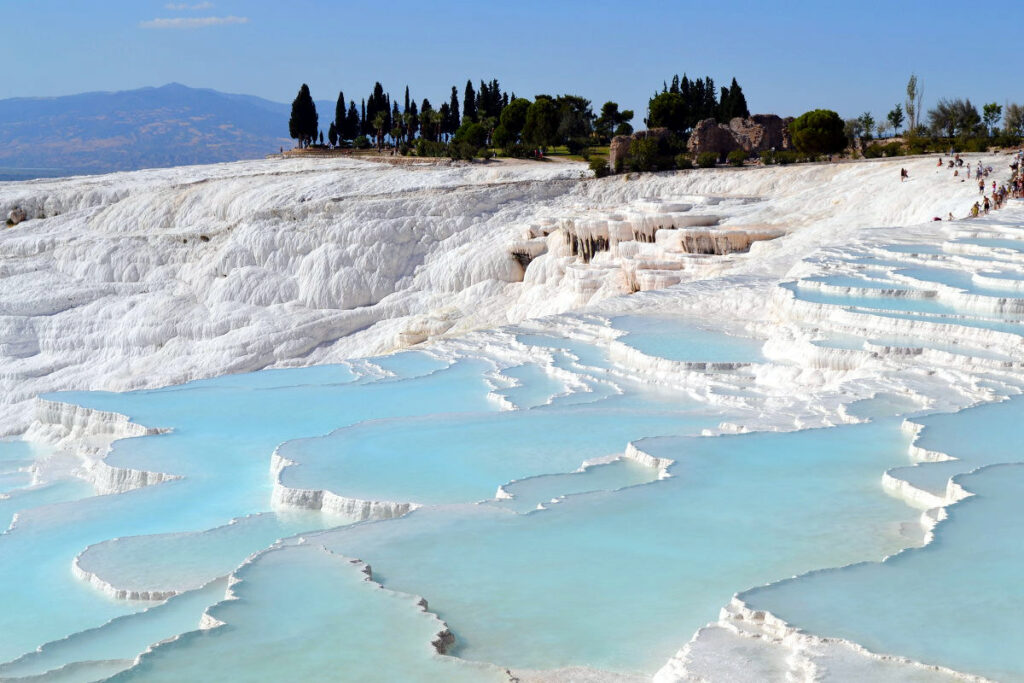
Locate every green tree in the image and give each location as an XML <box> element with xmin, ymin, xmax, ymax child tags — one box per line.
<box><xmin>453</xmin><ymin>121</ymin><xmax>488</xmax><ymax>149</ymax></box>
<box><xmin>647</xmin><ymin>92</ymin><xmax>687</xmax><ymax>133</ymax></box>
<box><xmin>463</xmin><ymin>80</ymin><xmax>477</xmax><ymax>122</ymax></box>
<box><xmin>905</xmin><ymin>74</ymin><xmax>923</xmax><ymax>132</ymax></box>
<box><xmin>789</xmin><ymin>109</ymin><xmax>847</xmax><ymax>156</ymax></box>
<box><xmin>857</xmin><ymin>112</ymin><xmax>875</xmax><ymax>140</ymax></box>
<box><xmin>1004</xmin><ymin>103</ymin><xmax>1024</xmax><ymax>136</ymax></box>
<box><xmin>719</xmin><ymin>77</ymin><xmax>749</xmax><ymax>120</ymax></box>
<box><xmin>405</xmin><ymin>102</ymin><xmax>419</xmax><ymax>142</ymax></box>
<box><xmin>344</xmin><ymin>101</ymin><xmax>360</xmax><ymax>140</ymax></box>
<box><xmin>372</xmin><ymin>111</ymin><xmax>388</xmax><ymax>151</ymax></box>
<box><xmin>844</xmin><ymin>117</ymin><xmax>865</xmax><ymax>144</ymax></box>
<box><xmin>334</xmin><ymin>92</ymin><xmax>346</xmax><ymax>140</ymax></box>
<box><xmin>499</xmin><ymin>98</ymin><xmax>531</xmax><ymax>141</ymax></box>
<box><xmin>522</xmin><ymin>96</ymin><xmax>560</xmax><ymax>152</ymax></box>
<box><xmin>328</xmin><ymin>122</ymin><xmax>338</xmax><ymax>147</ymax></box>
<box><xmin>288</xmin><ymin>83</ymin><xmax>318</xmax><ymax>147</ymax></box>
<box><xmin>555</xmin><ymin>95</ymin><xmax>594</xmax><ymax>144</ymax></box>
<box><xmin>492</xmin><ymin>124</ymin><xmax>512</xmax><ymax>149</ymax></box>
<box><xmin>928</xmin><ymin>98</ymin><xmax>980</xmax><ymax>137</ymax></box>
<box><xmin>982</xmin><ymin>102</ymin><xmax>1002</xmax><ymax>136</ymax></box>
<box><xmin>446</xmin><ymin>87</ymin><xmax>461</xmax><ymax>136</ymax></box>
<box><xmin>439</xmin><ymin>102</ymin><xmax>453</xmax><ymax>139</ymax></box>
<box><xmin>887</xmin><ymin>104</ymin><xmax>904</xmax><ymax>136</ymax></box>
<box><xmin>595</xmin><ymin>101</ymin><xmax>635</xmax><ymax>141</ymax></box>
<box><xmin>420</xmin><ymin>99</ymin><xmax>437</xmax><ymax>141</ymax></box>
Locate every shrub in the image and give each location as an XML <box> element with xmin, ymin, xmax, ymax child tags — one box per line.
<box><xmin>957</xmin><ymin>136</ymin><xmax>989</xmax><ymax>153</ymax></box>
<box><xmin>675</xmin><ymin>154</ymin><xmax>693</xmax><ymax>170</ymax></box>
<box><xmin>727</xmin><ymin>149</ymin><xmax>747</xmax><ymax>167</ymax></box>
<box><xmin>449</xmin><ymin>141</ymin><xmax>478</xmax><ymax>161</ymax></box>
<box><xmin>566</xmin><ymin>137</ymin><xmax>590</xmax><ymax>158</ymax></box>
<box><xmin>628</xmin><ymin>138</ymin><xmax>658</xmax><ymax>172</ymax></box>
<box><xmin>589</xmin><ymin>156</ymin><xmax>611</xmax><ymax>178</ymax></box>
<box><xmin>863</xmin><ymin>144</ymin><xmax>884</xmax><ymax>159</ymax></box>
<box><xmin>760</xmin><ymin>150</ymin><xmax>776</xmax><ymax>165</ymax></box>
<box><xmin>992</xmin><ymin>132</ymin><xmax>1023</xmax><ymax>148</ymax></box>
<box><xmin>353</xmin><ymin>135</ymin><xmax>371</xmax><ymax>149</ymax></box>
<box><xmin>789</xmin><ymin>109</ymin><xmax>847</xmax><ymax>156</ymax></box>
<box><xmin>775</xmin><ymin>150</ymin><xmax>800</xmax><ymax>165</ymax></box>
<box><xmin>697</xmin><ymin>152</ymin><xmax>717</xmax><ymax>168</ymax></box>
<box><xmin>416</xmin><ymin>139</ymin><xmax>449</xmax><ymax>157</ymax></box>
<box><xmin>883</xmin><ymin>142</ymin><xmax>904</xmax><ymax>157</ymax></box>
<box><xmin>453</xmin><ymin>122</ymin><xmax>488</xmax><ymax>149</ymax></box>
<box><xmin>904</xmin><ymin>135</ymin><xmax>933</xmax><ymax>155</ymax></box>
<box><xmin>492</xmin><ymin>124</ymin><xmax>513</xmax><ymax>149</ymax></box>
<box><xmin>501</xmin><ymin>143</ymin><xmax>534</xmax><ymax>159</ymax></box>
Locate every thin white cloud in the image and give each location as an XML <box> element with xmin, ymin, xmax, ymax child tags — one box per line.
<box><xmin>140</xmin><ymin>15</ymin><xmax>248</xmax><ymax>29</ymax></box>
<box><xmin>165</xmin><ymin>2</ymin><xmax>214</xmax><ymax>9</ymax></box>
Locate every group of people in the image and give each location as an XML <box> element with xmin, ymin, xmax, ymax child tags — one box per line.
<box><xmin>966</xmin><ymin>150</ymin><xmax>1024</xmax><ymax>217</ymax></box>
<box><xmin>925</xmin><ymin>151</ymin><xmax>1024</xmax><ymax>220</ymax></box>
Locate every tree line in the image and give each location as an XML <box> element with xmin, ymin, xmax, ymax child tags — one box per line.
<box><xmin>645</xmin><ymin>74</ymin><xmax>750</xmax><ymax>134</ymax></box>
<box><xmin>845</xmin><ymin>74</ymin><xmax>1024</xmax><ymax>144</ymax></box>
<box><xmin>287</xmin><ymin>80</ymin><xmax>636</xmax><ymax>158</ymax></box>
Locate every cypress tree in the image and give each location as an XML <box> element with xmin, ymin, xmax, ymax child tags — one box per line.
<box><xmin>334</xmin><ymin>92</ymin><xmax>346</xmax><ymax>138</ymax></box>
<box><xmin>703</xmin><ymin>77</ymin><xmax>716</xmax><ymax>120</ymax></box>
<box><xmin>439</xmin><ymin>102</ymin><xmax>451</xmax><ymax>140</ymax></box>
<box><xmin>404</xmin><ymin>86</ymin><xmax>410</xmax><ymax>114</ymax></box>
<box><xmin>421</xmin><ymin>98</ymin><xmax>434</xmax><ymax>141</ymax></box>
<box><xmin>288</xmin><ymin>83</ymin><xmax>318</xmax><ymax>146</ymax></box>
<box><xmin>361</xmin><ymin>99</ymin><xmax>368</xmax><ymax>136</ymax></box>
<box><xmin>448</xmin><ymin>86</ymin><xmax>460</xmax><ymax>133</ymax></box>
<box><xmin>368</xmin><ymin>82</ymin><xmax>386</xmax><ymax>135</ymax></box>
<box><xmin>345</xmin><ymin>101</ymin><xmax>359</xmax><ymax>140</ymax></box>
<box><xmin>463</xmin><ymin>80</ymin><xmax>477</xmax><ymax>122</ymax></box>
<box><xmin>491</xmin><ymin>79</ymin><xmax>503</xmax><ymax>117</ymax></box>
<box><xmin>407</xmin><ymin>100</ymin><xmax>419</xmax><ymax>140</ymax></box>
<box><xmin>477</xmin><ymin>80</ymin><xmax>488</xmax><ymax>120</ymax></box>
<box><xmin>328</xmin><ymin>122</ymin><xmax>338</xmax><ymax>147</ymax></box>
<box><xmin>729</xmin><ymin>78</ymin><xmax>749</xmax><ymax>118</ymax></box>
<box><xmin>670</xmin><ymin>75</ymin><xmax>680</xmax><ymax>94</ymax></box>
<box><xmin>391</xmin><ymin>101</ymin><xmax>400</xmax><ymax>140</ymax></box>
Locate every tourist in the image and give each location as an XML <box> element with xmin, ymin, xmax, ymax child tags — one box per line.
<box><xmin>983</xmin><ymin>196</ymin><xmax>990</xmax><ymax>214</ymax></box>
<box><xmin>901</xmin><ymin>168</ymin><xmax>908</xmax><ymax>182</ymax></box>
<box><xmin>971</xmin><ymin>202</ymin><xmax>981</xmax><ymax>217</ymax></box>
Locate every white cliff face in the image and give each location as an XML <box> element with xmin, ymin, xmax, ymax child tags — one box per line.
<box><xmin>0</xmin><ymin>155</ymin><xmax>982</xmax><ymax>435</ymax></box>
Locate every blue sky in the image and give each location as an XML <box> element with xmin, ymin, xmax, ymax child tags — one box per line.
<box><xmin>4</xmin><ymin>0</ymin><xmax>1022</xmax><ymax>125</ymax></box>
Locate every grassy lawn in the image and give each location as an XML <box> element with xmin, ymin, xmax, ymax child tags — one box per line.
<box><xmin>544</xmin><ymin>144</ymin><xmax>610</xmax><ymax>162</ymax></box>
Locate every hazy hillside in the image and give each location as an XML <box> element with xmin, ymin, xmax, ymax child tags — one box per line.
<box><xmin>0</xmin><ymin>83</ymin><xmax>324</xmax><ymax>180</ymax></box>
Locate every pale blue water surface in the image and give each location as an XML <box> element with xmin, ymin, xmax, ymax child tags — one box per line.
<box><xmin>0</xmin><ymin>300</ymin><xmax>1018</xmax><ymax>682</ymax></box>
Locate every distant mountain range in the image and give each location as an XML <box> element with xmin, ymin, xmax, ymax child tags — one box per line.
<box><xmin>0</xmin><ymin>83</ymin><xmax>333</xmax><ymax>181</ymax></box>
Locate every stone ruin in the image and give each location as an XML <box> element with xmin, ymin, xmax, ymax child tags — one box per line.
<box><xmin>607</xmin><ymin>115</ymin><xmax>793</xmax><ymax>172</ymax></box>
<box><xmin>687</xmin><ymin>114</ymin><xmax>793</xmax><ymax>160</ymax></box>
